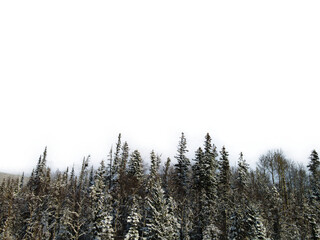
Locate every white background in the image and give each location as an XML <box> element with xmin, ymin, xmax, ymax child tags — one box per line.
<box><xmin>1</xmin><ymin>0</ymin><xmax>320</xmax><ymax>174</ymax></box>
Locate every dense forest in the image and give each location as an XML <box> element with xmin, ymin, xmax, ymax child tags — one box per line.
<box><xmin>0</xmin><ymin>133</ymin><xmax>319</xmax><ymax>240</ymax></box>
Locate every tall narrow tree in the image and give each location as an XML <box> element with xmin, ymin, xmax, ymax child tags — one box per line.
<box><xmin>218</xmin><ymin>146</ymin><xmax>231</xmax><ymax>240</ymax></box>
<box><xmin>174</xmin><ymin>132</ymin><xmax>191</xmax><ymax>240</ymax></box>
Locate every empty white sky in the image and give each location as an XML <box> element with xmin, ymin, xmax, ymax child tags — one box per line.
<box><xmin>1</xmin><ymin>0</ymin><xmax>320</xmax><ymax>174</ymax></box>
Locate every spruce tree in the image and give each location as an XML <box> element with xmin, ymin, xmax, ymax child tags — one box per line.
<box><xmin>111</xmin><ymin>133</ymin><xmax>122</xmax><ymax>186</ymax></box>
<box><xmin>218</xmin><ymin>146</ymin><xmax>231</xmax><ymax>201</ymax></box>
<box><xmin>127</xmin><ymin>150</ymin><xmax>144</xmax><ymax>197</ymax></box>
<box><xmin>90</xmin><ymin>160</ymin><xmax>114</xmax><ymax>240</ymax></box>
<box><xmin>228</xmin><ymin>210</ymin><xmax>242</xmax><ymax>240</ymax></box>
<box><xmin>124</xmin><ymin>197</ymin><xmax>141</xmax><ymax>240</ymax></box>
<box><xmin>218</xmin><ymin>146</ymin><xmax>231</xmax><ymax>240</ymax></box>
<box><xmin>143</xmin><ymin>151</ymin><xmax>180</xmax><ymax>239</ymax></box>
<box><xmin>162</xmin><ymin>157</ymin><xmax>172</xmax><ymax>196</ymax></box>
<box><xmin>236</xmin><ymin>152</ymin><xmax>249</xmax><ymax>200</ymax></box>
<box><xmin>191</xmin><ymin>134</ymin><xmax>219</xmax><ymax>239</ymax></box>
<box><xmin>308</xmin><ymin>150</ymin><xmax>320</xmax><ymax>200</ymax></box>
<box><xmin>127</xmin><ymin>150</ymin><xmax>143</xmax><ymax>182</ymax></box>
<box><xmin>202</xmin><ymin>133</ymin><xmax>218</xmax><ymax>203</ymax></box>
<box><xmin>144</xmin><ymin>181</ymin><xmax>180</xmax><ymax>239</ymax></box>
<box><xmin>174</xmin><ymin>132</ymin><xmax>190</xmax><ymax>196</ymax></box>
<box><xmin>55</xmin><ymin>207</ymin><xmax>77</xmax><ymax>240</ymax></box>
<box><xmin>229</xmin><ymin>153</ymin><xmax>251</xmax><ymax>240</ymax></box>
<box><xmin>306</xmin><ymin>150</ymin><xmax>320</xmax><ymax>239</ymax></box>
<box><xmin>244</xmin><ymin>205</ymin><xmax>268</xmax><ymax>240</ymax></box>
<box><xmin>0</xmin><ymin>178</ymin><xmax>16</xmax><ymax>240</ymax></box>
<box><xmin>174</xmin><ymin>132</ymin><xmax>191</xmax><ymax>240</ymax></box>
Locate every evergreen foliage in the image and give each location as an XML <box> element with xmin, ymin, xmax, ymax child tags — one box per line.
<box><xmin>308</xmin><ymin>150</ymin><xmax>320</xmax><ymax>200</ymax></box>
<box><xmin>218</xmin><ymin>146</ymin><xmax>231</xmax><ymax>239</ymax></box>
<box><xmin>143</xmin><ymin>151</ymin><xmax>180</xmax><ymax>239</ymax></box>
<box><xmin>174</xmin><ymin>132</ymin><xmax>191</xmax><ymax>240</ymax></box>
<box><xmin>0</xmin><ymin>133</ymin><xmax>319</xmax><ymax>239</ymax></box>
<box><xmin>174</xmin><ymin>132</ymin><xmax>190</xmax><ymax>196</ymax></box>
<box><xmin>124</xmin><ymin>197</ymin><xmax>140</xmax><ymax>240</ymax></box>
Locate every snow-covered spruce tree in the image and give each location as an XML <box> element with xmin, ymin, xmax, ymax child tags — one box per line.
<box><xmin>118</xmin><ymin>141</ymin><xmax>132</xmax><ymax>238</ymax></box>
<box><xmin>127</xmin><ymin>149</ymin><xmax>144</xmax><ymax>198</ymax></box>
<box><xmin>33</xmin><ymin>148</ymin><xmax>47</xmax><ymax>194</ymax></box>
<box><xmin>143</xmin><ymin>183</ymin><xmax>180</xmax><ymax>240</ymax></box>
<box><xmin>218</xmin><ymin>146</ymin><xmax>231</xmax><ymax>240</ymax></box>
<box><xmin>236</xmin><ymin>152</ymin><xmax>249</xmax><ymax>202</ymax></box>
<box><xmin>50</xmin><ymin>171</ymin><xmax>66</xmax><ymax>239</ymax></box>
<box><xmin>105</xmin><ymin>147</ymin><xmax>113</xmax><ymax>189</ymax></box>
<box><xmin>229</xmin><ymin>154</ymin><xmax>251</xmax><ymax>240</ymax></box>
<box><xmin>22</xmin><ymin>194</ymin><xmax>39</xmax><ymax>240</ymax></box>
<box><xmin>190</xmin><ymin>147</ymin><xmax>203</xmax><ymax>239</ymax></box>
<box><xmin>228</xmin><ymin>209</ymin><xmax>243</xmax><ymax>240</ymax></box>
<box><xmin>71</xmin><ymin>156</ymin><xmax>91</xmax><ymax>239</ymax></box>
<box><xmin>124</xmin><ymin>197</ymin><xmax>141</xmax><ymax>240</ymax></box>
<box><xmin>24</xmin><ymin>179</ymin><xmax>52</xmax><ymax>239</ymax></box>
<box><xmin>308</xmin><ymin>150</ymin><xmax>320</xmax><ymax>201</ymax></box>
<box><xmin>305</xmin><ymin>192</ymin><xmax>320</xmax><ymax>240</ymax></box>
<box><xmin>0</xmin><ymin>178</ymin><xmax>17</xmax><ymax>240</ymax></box>
<box><xmin>174</xmin><ymin>132</ymin><xmax>190</xmax><ymax>196</ymax></box>
<box><xmin>109</xmin><ymin>135</ymin><xmax>128</xmax><ymax>238</ymax></box>
<box><xmin>309</xmin><ymin>211</ymin><xmax>320</xmax><ymax>240</ymax></box>
<box><xmin>174</xmin><ymin>132</ymin><xmax>191</xmax><ymax>240</ymax></box>
<box><xmin>67</xmin><ymin>165</ymin><xmax>84</xmax><ymax>239</ymax></box>
<box><xmin>89</xmin><ymin>166</ymin><xmax>95</xmax><ymax>187</ymax></box>
<box><xmin>77</xmin><ymin>155</ymin><xmax>90</xmax><ymax>196</ymax></box>
<box><xmin>120</xmin><ymin>141</ymin><xmax>129</xmax><ymax>179</ymax></box>
<box><xmin>308</xmin><ymin>150</ymin><xmax>320</xmax><ymax>179</ymax></box>
<box><xmin>243</xmin><ymin>205</ymin><xmax>268</xmax><ymax>240</ymax></box>
<box><xmin>23</xmin><ymin>149</ymin><xmax>53</xmax><ymax>240</ymax></box>
<box><xmin>26</xmin><ymin>148</ymin><xmax>50</xmax><ymax>197</ymax></box>
<box><xmin>90</xmin><ymin>160</ymin><xmax>114</xmax><ymax>240</ymax></box>
<box><xmin>202</xmin><ymin>133</ymin><xmax>219</xmax><ymax>206</ymax></box>
<box><xmin>149</xmin><ymin>150</ymin><xmax>161</xmax><ymax>183</ymax></box>
<box><xmin>54</xmin><ymin>167</ymin><xmax>86</xmax><ymax>240</ymax></box>
<box><xmin>218</xmin><ymin>146</ymin><xmax>231</xmax><ymax>199</ymax></box>
<box><xmin>143</xmin><ymin>151</ymin><xmax>180</xmax><ymax>240</ymax></box>
<box><xmin>127</xmin><ymin>150</ymin><xmax>143</xmax><ymax>183</ymax></box>
<box><xmin>191</xmin><ymin>134</ymin><xmax>219</xmax><ymax>239</ymax></box>
<box><xmin>162</xmin><ymin>157</ymin><xmax>172</xmax><ymax>196</ymax></box>
<box><xmin>303</xmin><ymin>150</ymin><xmax>320</xmax><ymax>239</ymax></box>
<box><xmin>268</xmin><ymin>186</ymin><xmax>287</xmax><ymax>240</ymax></box>
<box><xmin>111</xmin><ymin>133</ymin><xmax>122</xmax><ymax>187</ymax></box>
<box><xmin>55</xmin><ymin>206</ymin><xmax>77</xmax><ymax>240</ymax></box>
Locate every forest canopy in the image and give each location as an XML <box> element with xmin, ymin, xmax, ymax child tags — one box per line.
<box><xmin>0</xmin><ymin>133</ymin><xmax>319</xmax><ymax>239</ymax></box>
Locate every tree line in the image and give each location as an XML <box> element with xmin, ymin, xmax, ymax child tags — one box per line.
<box><xmin>0</xmin><ymin>133</ymin><xmax>319</xmax><ymax>239</ymax></box>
